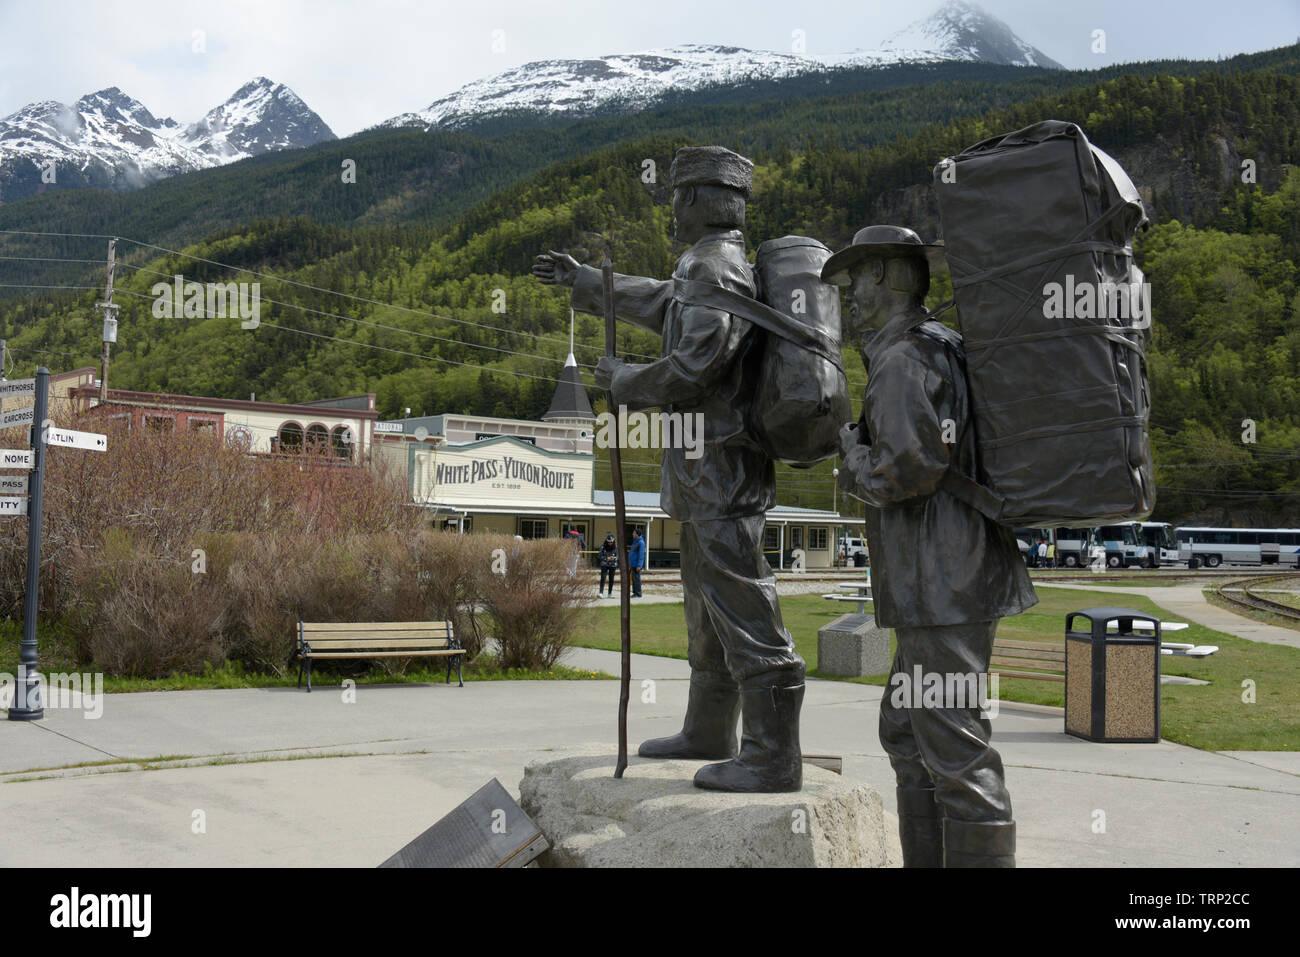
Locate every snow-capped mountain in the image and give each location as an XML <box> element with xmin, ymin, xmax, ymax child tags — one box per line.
<box><xmin>384</xmin><ymin>0</ymin><xmax>1061</xmax><ymax>131</ymax></box>
<box><xmin>882</xmin><ymin>0</ymin><xmax>1062</xmax><ymax>69</ymax></box>
<box><xmin>179</xmin><ymin>78</ymin><xmax>336</xmax><ymax>163</ymax></box>
<box><xmin>0</xmin><ymin>78</ymin><xmax>335</xmax><ymax>201</ymax></box>
<box><xmin>382</xmin><ymin>44</ymin><xmax>950</xmax><ymax>131</ymax></box>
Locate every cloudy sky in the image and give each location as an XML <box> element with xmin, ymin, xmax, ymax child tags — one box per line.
<box><xmin>1</xmin><ymin>0</ymin><xmax>1296</xmax><ymax>136</ymax></box>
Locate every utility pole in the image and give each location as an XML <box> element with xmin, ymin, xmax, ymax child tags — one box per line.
<box><xmin>95</xmin><ymin>239</ymin><xmax>119</xmax><ymax>404</ymax></box>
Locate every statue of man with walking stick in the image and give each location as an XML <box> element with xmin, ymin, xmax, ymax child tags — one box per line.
<box><xmin>532</xmin><ymin>146</ymin><xmax>807</xmax><ymax>792</ymax></box>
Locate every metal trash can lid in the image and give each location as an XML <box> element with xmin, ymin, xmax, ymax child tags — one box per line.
<box><xmin>1066</xmin><ymin>606</ymin><xmax>1162</xmax><ymax>639</ymax></box>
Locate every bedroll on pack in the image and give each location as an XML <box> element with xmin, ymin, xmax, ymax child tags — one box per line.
<box><xmin>672</xmin><ymin>235</ymin><xmax>849</xmax><ymax>468</ymax></box>
<box><xmin>933</xmin><ymin>120</ymin><xmax>1155</xmax><ymax>526</ymax></box>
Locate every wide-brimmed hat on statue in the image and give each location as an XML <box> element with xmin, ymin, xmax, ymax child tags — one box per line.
<box><xmin>821</xmin><ymin>225</ymin><xmax>947</xmax><ymax>286</ymax></box>
<box><xmin>669</xmin><ymin>146</ymin><xmax>754</xmax><ymax>198</ymax></box>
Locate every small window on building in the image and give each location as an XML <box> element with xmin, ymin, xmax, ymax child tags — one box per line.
<box><xmin>144</xmin><ymin>414</ymin><xmax>174</xmax><ymax>433</ymax></box>
<box><xmin>278</xmin><ymin>422</ymin><xmax>303</xmax><ymax>453</ymax></box>
<box><xmin>108</xmin><ymin>413</ymin><xmax>131</xmax><ymax>433</ymax></box>
<box><xmin>188</xmin><ymin>418</ymin><xmax>217</xmax><ymax>438</ymax></box>
<box><xmin>330</xmin><ymin>426</ymin><xmax>354</xmax><ymax>461</ymax></box>
<box><xmin>305</xmin><ymin>423</ymin><xmax>329</xmax><ymax>453</ymax></box>
<box><xmin>790</xmin><ymin>527</ymin><xmax>804</xmax><ymax>550</ymax></box>
<box><xmin>763</xmin><ymin>526</ymin><xmax>780</xmax><ymax>550</ymax></box>
<box><xmin>520</xmin><ymin>518</ymin><xmax>548</xmax><ymax>540</ymax></box>
<box><xmin>809</xmin><ymin>528</ymin><xmax>829</xmax><ymax>550</ymax></box>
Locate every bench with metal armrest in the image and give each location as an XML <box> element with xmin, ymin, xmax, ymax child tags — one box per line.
<box><xmin>295</xmin><ymin>620</ymin><xmax>465</xmax><ymax>692</ymax></box>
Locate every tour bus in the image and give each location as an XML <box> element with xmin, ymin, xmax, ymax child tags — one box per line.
<box><xmin>1053</xmin><ymin>523</ymin><xmax>1155</xmax><ymax>569</ymax></box>
<box><xmin>1139</xmin><ymin>522</ymin><xmax>1179</xmax><ymax>564</ymax></box>
<box><xmin>1175</xmin><ymin>527</ymin><xmax>1300</xmax><ymax>567</ymax></box>
<box><xmin>1013</xmin><ymin>528</ymin><xmax>1054</xmax><ymax>565</ymax></box>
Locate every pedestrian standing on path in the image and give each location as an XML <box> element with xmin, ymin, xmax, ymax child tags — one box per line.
<box><xmin>628</xmin><ymin>528</ymin><xmax>646</xmax><ymax>598</ymax></box>
<box><xmin>599</xmin><ymin>533</ymin><xmax>619</xmax><ymax>597</ymax></box>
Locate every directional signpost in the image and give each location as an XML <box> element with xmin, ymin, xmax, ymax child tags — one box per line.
<box><xmin>0</xmin><ymin>449</ymin><xmax>35</xmax><ymax>469</ymax></box>
<box><xmin>0</xmin><ymin>406</ymin><xmax>35</xmax><ymax>429</ymax></box>
<box><xmin>44</xmin><ymin>426</ymin><xmax>108</xmax><ymax>452</ymax></box>
<box><xmin>4</xmin><ymin>368</ymin><xmax>107</xmax><ymax>721</ymax></box>
<box><xmin>0</xmin><ymin>377</ymin><xmax>35</xmax><ymax>399</ymax></box>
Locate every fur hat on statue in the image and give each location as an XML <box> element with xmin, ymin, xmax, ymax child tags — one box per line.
<box><xmin>669</xmin><ymin>146</ymin><xmax>754</xmax><ymax>198</ymax></box>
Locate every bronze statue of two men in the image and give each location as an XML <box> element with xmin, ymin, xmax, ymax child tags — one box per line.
<box><xmin>534</xmin><ymin>145</ymin><xmax>1036</xmax><ymax>867</ymax></box>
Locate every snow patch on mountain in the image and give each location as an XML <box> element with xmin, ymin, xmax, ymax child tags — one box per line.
<box><xmin>882</xmin><ymin>0</ymin><xmax>1063</xmax><ymax>69</ymax></box>
<box><xmin>0</xmin><ymin>78</ymin><xmax>335</xmax><ymax>198</ymax></box>
<box><xmin>383</xmin><ymin>1</ymin><xmax>1061</xmax><ymax>131</ymax></box>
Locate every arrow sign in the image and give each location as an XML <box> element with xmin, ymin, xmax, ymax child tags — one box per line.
<box><xmin>0</xmin><ymin>378</ymin><xmax>36</xmax><ymax>398</ymax></box>
<box><xmin>0</xmin><ymin>406</ymin><xmax>35</xmax><ymax>429</ymax></box>
<box><xmin>0</xmin><ymin>449</ymin><xmax>34</xmax><ymax>470</ymax></box>
<box><xmin>0</xmin><ymin>475</ymin><xmax>28</xmax><ymax>494</ymax></box>
<box><xmin>0</xmin><ymin>496</ymin><xmax>27</xmax><ymax>517</ymax></box>
<box><xmin>43</xmin><ymin>426</ymin><xmax>107</xmax><ymax>452</ymax></box>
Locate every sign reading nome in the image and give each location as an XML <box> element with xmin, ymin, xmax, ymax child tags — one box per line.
<box><xmin>435</xmin><ymin>454</ymin><xmax>576</xmax><ymax>490</ymax></box>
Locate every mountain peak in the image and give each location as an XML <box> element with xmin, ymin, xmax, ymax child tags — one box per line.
<box><xmin>384</xmin><ymin>5</ymin><xmax>1059</xmax><ymax>132</ymax></box>
<box><xmin>0</xmin><ymin>78</ymin><xmax>335</xmax><ymax>203</ymax></box>
<box><xmin>882</xmin><ymin>0</ymin><xmax>1062</xmax><ymax>69</ymax></box>
<box><xmin>182</xmin><ymin>78</ymin><xmax>335</xmax><ymax>162</ymax></box>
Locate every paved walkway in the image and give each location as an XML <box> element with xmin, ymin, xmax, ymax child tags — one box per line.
<box><xmin>1042</xmin><ymin>582</ymin><xmax>1300</xmax><ymax>649</ymax></box>
<box><xmin>1</xmin><ymin>645</ymin><xmax>1295</xmax><ymax>867</ymax></box>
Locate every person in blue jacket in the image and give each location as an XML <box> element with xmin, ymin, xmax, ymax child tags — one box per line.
<box><xmin>628</xmin><ymin>528</ymin><xmax>646</xmax><ymax>598</ymax></box>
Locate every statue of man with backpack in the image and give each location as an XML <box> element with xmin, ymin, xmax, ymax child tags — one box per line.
<box><xmin>532</xmin><ymin>146</ymin><xmax>809</xmax><ymax>792</ymax></box>
<box><xmin>826</xmin><ymin>225</ymin><xmax>1038</xmax><ymax>866</ymax></box>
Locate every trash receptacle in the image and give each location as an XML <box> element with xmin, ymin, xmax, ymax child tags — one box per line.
<box><xmin>1064</xmin><ymin>607</ymin><xmax>1161</xmax><ymax>743</ymax></box>
<box><xmin>853</xmin><ymin>551</ymin><xmax>868</xmax><ymax>568</ymax></box>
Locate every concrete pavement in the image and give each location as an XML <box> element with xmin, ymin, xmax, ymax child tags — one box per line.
<box><xmin>1</xmin><ymin>645</ymin><xmax>1296</xmax><ymax>867</ymax></box>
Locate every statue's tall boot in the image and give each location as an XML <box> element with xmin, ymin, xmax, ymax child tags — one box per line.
<box><xmin>943</xmin><ymin>818</ymin><xmax>1016</xmax><ymax>868</ymax></box>
<box><xmin>638</xmin><ymin>671</ymin><xmax>740</xmax><ymax>760</ymax></box>
<box><xmin>897</xmin><ymin>787</ymin><xmax>944</xmax><ymax>868</ymax></box>
<box><xmin>693</xmin><ymin>669</ymin><xmax>804</xmax><ymax>792</ymax></box>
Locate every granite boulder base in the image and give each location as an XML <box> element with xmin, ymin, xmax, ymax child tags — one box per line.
<box><xmin>518</xmin><ymin>749</ymin><xmax>900</xmax><ymax>867</ymax></box>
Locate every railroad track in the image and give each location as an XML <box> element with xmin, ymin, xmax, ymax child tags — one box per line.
<box><xmin>1214</xmin><ymin>573</ymin><xmax>1300</xmax><ymax>622</ymax></box>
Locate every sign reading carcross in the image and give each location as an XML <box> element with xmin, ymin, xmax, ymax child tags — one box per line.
<box><xmin>0</xmin><ymin>406</ymin><xmax>35</xmax><ymax>429</ymax></box>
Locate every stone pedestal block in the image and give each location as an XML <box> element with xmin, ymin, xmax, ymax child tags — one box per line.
<box><xmin>518</xmin><ymin>749</ymin><xmax>899</xmax><ymax>868</ymax></box>
<box><xmin>818</xmin><ymin>613</ymin><xmax>892</xmax><ymax>677</ymax></box>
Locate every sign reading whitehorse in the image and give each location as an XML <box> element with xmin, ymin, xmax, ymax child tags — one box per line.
<box><xmin>0</xmin><ymin>378</ymin><xmax>36</xmax><ymax>398</ymax></box>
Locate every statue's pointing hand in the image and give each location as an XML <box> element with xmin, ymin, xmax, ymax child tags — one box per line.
<box><xmin>532</xmin><ymin>250</ymin><xmax>580</xmax><ymax>287</ymax></box>
<box><xmin>594</xmin><ymin>355</ymin><xmax>622</xmax><ymax>393</ymax></box>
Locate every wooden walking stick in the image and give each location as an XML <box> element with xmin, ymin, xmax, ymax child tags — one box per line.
<box><xmin>603</xmin><ymin>251</ymin><xmax>632</xmax><ymax>779</ymax></box>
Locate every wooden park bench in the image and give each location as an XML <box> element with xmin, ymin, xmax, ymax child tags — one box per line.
<box><xmin>991</xmin><ymin>621</ymin><xmax>1217</xmax><ymax>684</ymax></box>
<box><xmin>295</xmin><ymin>621</ymin><xmax>465</xmax><ymax>692</ymax></box>
<box><xmin>990</xmin><ymin>638</ymin><xmax>1066</xmax><ymax>682</ymax></box>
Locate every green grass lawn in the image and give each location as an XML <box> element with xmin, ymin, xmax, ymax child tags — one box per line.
<box><xmin>0</xmin><ymin>619</ymin><xmax>610</xmax><ymax>693</ymax></box>
<box><xmin>579</xmin><ymin>587</ymin><xmax>1300</xmax><ymax>753</ymax></box>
